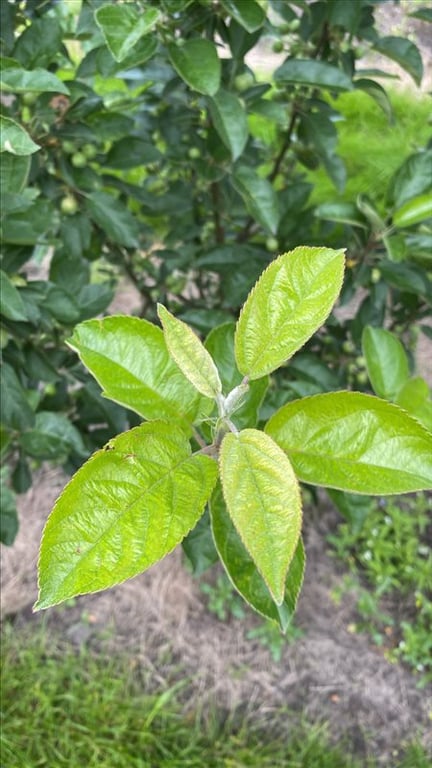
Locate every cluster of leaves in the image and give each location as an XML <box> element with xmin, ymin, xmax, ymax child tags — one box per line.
<box><xmin>35</xmin><ymin>247</ymin><xmax>432</xmax><ymax>634</ymax></box>
<box><xmin>1</xmin><ymin>0</ymin><xmax>431</xmax><ymax>546</ymax></box>
<box><xmin>329</xmin><ymin>492</ymin><xmax>432</xmax><ymax>686</ymax></box>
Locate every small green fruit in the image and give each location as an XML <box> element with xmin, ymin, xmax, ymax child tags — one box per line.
<box><xmin>342</xmin><ymin>340</ymin><xmax>355</xmax><ymax>354</ymax></box>
<box><xmin>62</xmin><ymin>140</ymin><xmax>76</xmax><ymax>154</ymax></box>
<box><xmin>22</xmin><ymin>91</ymin><xmax>38</xmax><ymax>106</ymax></box>
<box><xmin>356</xmin><ymin>371</ymin><xmax>368</xmax><ymax>385</ymax></box>
<box><xmin>82</xmin><ymin>143</ymin><xmax>97</xmax><ymax>159</ymax></box>
<box><xmin>289</xmin><ymin>18</ymin><xmax>300</xmax><ymax>32</ymax></box>
<box><xmin>265</xmin><ymin>237</ymin><xmax>279</xmax><ymax>252</ymax></box>
<box><xmin>272</xmin><ymin>40</ymin><xmax>284</xmax><ymax>54</ymax></box>
<box><xmin>188</xmin><ymin>147</ymin><xmax>201</xmax><ymax>159</ymax></box>
<box><xmin>71</xmin><ymin>152</ymin><xmax>87</xmax><ymax>168</ymax></box>
<box><xmin>371</xmin><ymin>268</ymin><xmax>381</xmax><ymax>284</ymax></box>
<box><xmin>355</xmin><ymin>356</ymin><xmax>366</xmax><ymax>368</ymax></box>
<box><xmin>60</xmin><ymin>195</ymin><xmax>78</xmax><ymax>215</ymax></box>
<box><xmin>234</xmin><ymin>72</ymin><xmax>254</xmax><ymax>92</ymax></box>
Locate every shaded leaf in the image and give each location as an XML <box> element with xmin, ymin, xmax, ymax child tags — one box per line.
<box><xmin>95</xmin><ymin>4</ymin><xmax>160</xmax><ymax>62</ymax></box>
<box><xmin>0</xmin><ymin>363</ymin><xmax>35</xmax><ymax>431</ymax></box>
<box><xmin>168</xmin><ymin>39</ymin><xmax>221</xmax><ymax>96</ymax></box>
<box><xmin>86</xmin><ymin>192</ymin><xmax>140</xmax><ymax>248</ymax></box>
<box><xmin>393</xmin><ymin>193</ymin><xmax>432</xmax><ymax>228</ymax></box>
<box><xmin>0</xmin><ymin>270</ymin><xmax>28</xmax><ymax>320</ymax></box>
<box><xmin>354</xmin><ymin>78</ymin><xmax>393</xmax><ymax>122</ymax></box>
<box><xmin>0</xmin><ymin>483</ymin><xmax>18</xmax><ymax>546</ymax></box>
<box><xmin>362</xmin><ymin>326</ymin><xmax>410</xmax><ymax>400</ymax></box>
<box><xmin>219</xmin><ymin>429</ymin><xmax>302</xmax><ymax>604</ymax></box>
<box><xmin>235</xmin><ymin>246</ymin><xmax>345</xmax><ymax>380</ymax></box>
<box><xmin>208</xmin><ymin>89</ymin><xmax>248</xmax><ymax>160</ymax></box>
<box><xmin>210</xmin><ymin>482</ymin><xmax>305</xmax><ymax>630</ymax></box>
<box><xmin>1</xmin><ymin>67</ymin><xmax>70</xmax><ymax>94</ymax></box>
<box><xmin>275</xmin><ymin>59</ymin><xmax>352</xmax><ymax>91</ymax></box>
<box><xmin>266</xmin><ymin>392</ymin><xmax>432</xmax><ymax>494</ymax></box>
<box><xmin>373</xmin><ymin>36</ymin><xmax>423</xmax><ymax>86</ymax></box>
<box><xmin>182</xmin><ymin>509</ymin><xmax>219</xmax><ymax>575</ymax></box>
<box><xmin>0</xmin><ymin>116</ymin><xmax>39</xmax><ymax>155</ymax></box>
<box><xmin>20</xmin><ymin>412</ymin><xmax>87</xmax><ymax>461</ymax></box>
<box><xmin>35</xmin><ymin>422</ymin><xmax>218</xmax><ymax>609</ymax></box>
<box><xmin>232</xmin><ymin>166</ymin><xmax>280</xmax><ymax>235</ymax></box>
<box><xmin>221</xmin><ymin>0</ymin><xmax>265</xmax><ymax>32</ymax></box>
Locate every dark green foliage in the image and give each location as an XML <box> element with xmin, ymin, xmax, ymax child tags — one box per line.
<box><xmin>1</xmin><ymin>0</ymin><xmax>431</xmax><ymax>543</ymax></box>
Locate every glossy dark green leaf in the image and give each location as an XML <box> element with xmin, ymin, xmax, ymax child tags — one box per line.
<box><xmin>13</xmin><ymin>18</ymin><xmax>62</xmax><ymax>68</ymax></box>
<box><xmin>389</xmin><ymin>150</ymin><xmax>432</xmax><ymax>208</ymax></box>
<box><xmin>393</xmin><ymin>193</ymin><xmax>432</xmax><ymax>228</ymax></box>
<box><xmin>395</xmin><ymin>378</ymin><xmax>432</xmax><ymax>432</ymax></box>
<box><xmin>0</xmin><ymin>117</ymin><xmax>39</xmax><ymax>155</ymax></box>
<box><xmin>327</xmin><ymin>489</ymin><xmax>372</xmax><ymax>533</ymax></box>
<box><xmin>168</xmin><ymin>39</ymin><xmax>221</xmax><ymax>96</ymax></box>
<box><xmin>157</xmin><ymin>304</ymin><xmax>222</xmax><ymax>399</ymax></box>
<box><xmin>44</xmin><ymin>286</ymin><xmax>80</xmax><ymax>325</ymax></box>
<box><xmin>210</xmin><ymin>483</ymin><xmax>305</xmax><ymax>630</ymax></box>
<box><xmin>208</xmin><ymin>89</ymin><xmax>248</xmax><ymax>160</ymax></box>
<box><xmin>266</xmin><ymin>392</ymin><xmax>432</xmax><ymax>494</ymax></box>
<box><xmin>106</xmin><ymin>138</ymin><xmax>161</xmax><ymax>170</ymax></box>
<box><xmin>232</xmin><ymin>166</ymin><xmax>280</xmax><ymax>235</ymax></box>
<box><xmin>77</xmin><ymin>283</ymin><xmax>114</xmax><ymax>321</ymax></box>
<box><xmin>221</xmin><ymin>0</ymin><xmax>265</xmax><ymax>32</ymax></box>
<box><xmin>12</xmin><ymin>455</ymin><xmax>32</xmax><ymax>494</ymax></box>
<box><xmin>204</xmin><ymin>323</ymin><xmax>268</xmax><ymax>430</ymax></box>
<box><xmin>0</xmin><ymin>271</ymin><xmax>27</xmax><ymax>320</ymax></box>
<box><xmin>1</xmin><ymin>67</ymin><xmax>70</xmax><ymax>94</ymax></box>
<box><xmin>373</xmin><ymin>36</ymin><xmax>423</xmax><ymax>86</ymax></box>
<box><xmin>86</xmin><ymin>192</ymin><xmax>140</xmax><ymax>248</ymax></box>
<box><xmin>95</xmin><ymin>4</ymin><xmax>160</xmax><ymax>62</ymax></box>
<box><xmin>68</xmin><ymin>315</ymin><xmax>211</xmax><ymax>425</ymax></box>
<box><xmin>315</xmin><ymin>201</ymin><xmax>368</xmax><ymax>229</ymax></box>
<box><xmin>362</xmin><ymin>326</ymin><xmax>410</xmax><ymax>400</ymax></box>
<box><xmin>1</xmin><ymin>199</ymin><xmax>53</xmax><ymax>244</ymax></box>
<box><xmin>234</xmin><ymin>247</ymin><xmax>345</xmax><ymax>380</ymax></box>
<box><xmin>0</xmin><ymin>153</ymin><xmax>30</xmax><ymax>194</ymax></box>
<box><xmin>35</xmin><ymin>422</ymin><xmax>218</xmax><ymax>609</ymax></box>
<box><xmin>20</xmin><ymin>412</ymin><xmax>87</xmax><ymax>461</ymax></box>
<box><xmin>354</xmin><ymin>78</ymin><xmax>393</xmax><ymax>122</ymax></box>
<box><xmin>219</xmin><ymin>429</ymin><xmax>302</xmax><ymax>604</ymax></box>
<box><xmin>0</xmin><ymin>363</ymin><xmax>35</xmax><ymax>431</ymax></box>
<box><xmin>275</xmin><ymin>59</ymin><xmax>352</xmax><ymax>91</ymax></box>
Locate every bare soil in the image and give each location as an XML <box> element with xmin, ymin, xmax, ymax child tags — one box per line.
<box><xmin>2</xmin><ymin>468</ymin><xmax>431</xmax><ymax>766</ymax></box>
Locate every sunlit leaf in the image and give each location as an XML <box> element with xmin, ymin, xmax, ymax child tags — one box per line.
<box><xmin>95</xmin><ymin>4</ymin><xmax>160</xmax><ymax>62</ymax></box>
<box><xmin>362</xmin><ymin>326</ymin><xmax>410</xmax><ymax>400</ymax></box>
<box><xmin>168</xmin><ymin>39</ymin><xmax>221</xmax><ymax>95</ymax></box>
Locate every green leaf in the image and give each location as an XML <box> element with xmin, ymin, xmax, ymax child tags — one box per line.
<box><xmin>395</xmin><ymin>378</ymin><xmax>432</xmax><ymax>432</ymax></box>
<box><xmin>182</xmin><ymin>509</ymin><xmax>219</xmax><ymax>575</ymax></box>
<box><xmin>327</xmin><ymin>489</ymin><xmax>372</xmax><ymax>533</ymax></box>
<box><xmin>2</xmin><ymin>199</ymin><xmax>53</xmax><ymax>244</ymax></box>
<box><xmin>234</xmin><ymin>246</ymin><xmax>345</xmax><ymax>380</ymax></box>
<box><xmin>0</xmin><ymin>153</ymin><xmax>30</xmax><ymax>193</ymax></box>
<box><xmin>19</xmin><ymin>412</ymin><xmax>87</xmax><ymax>461</ymax></box>
<box><xmin>220</xmin><ymin>0</ymin><xmax>265</xmax><ymax>32</ymax></box>
<box><xmin>389</xmin><ymin>150</ymin><xmax>432</xmax><ymax>208</ymax></box>
<box><xmin>362</xmin><ymin>326</ymin><xmax>410</xmax><ymax>401</ymax></box>
<box><xmin>219</xmin><ymin>429</ymin><xmax>302</xmax><ymax>604</ymax></box>
<box><xmin>315</xmin><ymin>201</ymin><xmax>368</xmax><ymax>229</ymax></box>
<box><xmin>409</xmin><ymin>7</ymin><xmax>432</xmax><ymax>22</ymax></box>
<box><xmin>232</xmin><ymin>166</ymin><xmax>280</xmax><ymax>235</ymax></box>
<box><xmin>204</xmin><ymin>322</ymin><xmax>268</xmax><ymax>430</ymax></box>
<box><xmin>373</xmin><ymin>36</ymin><xmax>423</xmax><ymax>86</ymax></box>
<box><xmin>0</xmin><ymin>482</ymin><xmax>18</xmax><ymax>546</ymax></box>
<box><xmin>157</xmin><ymin>304</ymin><xmax>222</xmax><ymax>399</ymax></box>
<box><xmin>0</xmin><ymin>116</ymin><xmax>40</xmax><ymax>155</ymax></box>
<box><xmin>208</xmin><ymin>89</ymin><xmax>248</xmax><ymax>160</ymax></box>
<box><xmin>210</xmin><ymin>482</ymin><xmax>305</xmax><ymax>630</ymax></box>
<box><xmin>393</xmin><ymin>193</ymin><xmax>432</xmax><ymax>228</ymax></box>
<box><xmin>0</xmin><ymin>271</ymin><xmax>28</xmax><ymax>320</ymax></box>
<box><xmin>266</xmin><ymin>392</ymin><xmax>432</xmax><ymax>494</ymax></box>
<box><xmin>95</xmin><ymin>4</ymin><xmax>160</xmax><ymax>62</ymax></box>
<box><xmin>86</xmin><ymin>192</ymin><xmax>140</xmax><ymax>248</ymax></box>
<box><xmin>1</xmin><ymin>67</ymin><xmax>70</xmax><ymax>94</ymax></box>
<box><xmin>106</xmin><ymin>138</ymin><xmax>161</xmax><ymax>170</ymax></box>
<box><xmin>168</xmin><ymin>39</ymin><xmax>221</xmax><ymax>96</ymax></box>
<box><xmin>0</xmin><ymin>363</ymin><xmax>35</xmax><ymax>432</ymax></box>
<box><xmin>68</xmin><ymin>315</ymin><xmax>211</xmax><ymax>425</ymax></box>
<box><xmin>13</xmin><ymin>18</ymin><xmax>62</xmax><ymax>69</ymax></box>
<box><xmin>354</xmin><ymin>78</ymin><xmax>393</xmax><ymax>122</ymax></box>
<box><xmin>275</xmin><ymin>59</ymin><xmax>353</xmax><ymax>91</ymax></box>
<box><xmin>35</xmin><ymin>422</ymin><xmax>218</xmax><ymax>609</ymax></box>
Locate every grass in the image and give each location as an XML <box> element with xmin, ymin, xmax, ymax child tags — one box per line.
<box><xmin>1</xmin><ymin>622</ymin><xmax>430</xmax><ymax>768</ymax></box>
<box><xmin>308</xmin><ymin>87</ymin><xmax>431</xmax><ymax>208</ymax></box>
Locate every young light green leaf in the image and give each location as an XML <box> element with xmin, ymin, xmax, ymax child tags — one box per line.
<box><xmin>235</xmin><ymin>246</ymin><xmax>345</xmax><ymax>380</ymax></box>
<box><xmin>362</xmin><ymin>326</ymin><xmax>410</xmax><ymax>400</ymax></box>
<box><xmin>95</xmin><ymin>4</ymin><xmax>160</xmax><ymax>62</ymax></box>
<box><xmin>395</xmin><ymin>378</ymin><xmax>432</xmax><ymax>432</ymax></box>
<box><xmin>232</xmin><ymin>166</ymin><xmax>280</xmax><ymax>234</ymax></box>
<box><xmin>208</xmin><ymin>89</ymin><xmax>248</xmax><ymax>160</ymax></box>
<box><xmin>68</xmin><ymin>315</ymin><xmax>211</xmax><ymax>426</ymax></box>
<box><xmin>35</xmin><ymin>421</ymin><xmax>218</xmax><ymax>610</ymax></box>
<box><xmin>157</xmin><ymin>304</ymin><xmax>222</xmax><ymax>399</ymax></box>
<box><xmin>0</xmin><ymin>116</ymin><xmax>40</xmax><ymax>155</ymax></box>
<box><xmin>210</xmin><ymin>482</ymin><xmax>305</xmax><ymax>630</ymax></box>
<box><xmin>219</xmin><ymin>429</ymin><xmax>302</xmax><ymax>605</ymax></box>
<box><xmin>265</xmin><ymin>392</ymin><xmax>432</xmax><ymax>494</ymax></box>
<box><xmin>220</xmin><ymin>0</ymin><xmax>265</xmax><ymax>32</ymax></box>
<box><xmin>372</xmin><ymin>36</ymin><xmax>423</xmax><ymax>86</ymax></box>
<box><xmin>168</xmin><ymin>39</ymin><xmax>221</xmax><ymax>96</ymax></box>
<box><xmin>275</xmin><ymin>59</ymin><xmax>353</xmax><ymax>91</ymax></box>
<box><xmin>393</xmin><ymin>193</ymin><xmax>432</xmax><ymax>228</ymax></box>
